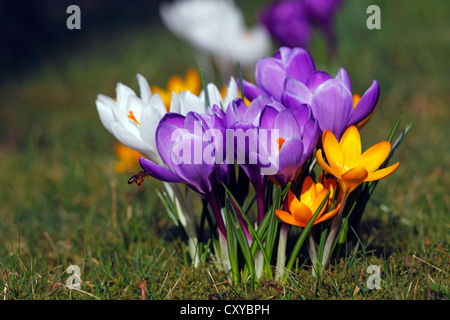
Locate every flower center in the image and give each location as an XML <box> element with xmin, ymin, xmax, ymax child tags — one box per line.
<box><xmin>277</xmin><ymin>137</ymin><xmax>286</xmax><ymax>152</ymax></box>
<box><xmin>127</xmin><ymin>111</ymin><xmax>140</xmax><ymax>125</ymax></box>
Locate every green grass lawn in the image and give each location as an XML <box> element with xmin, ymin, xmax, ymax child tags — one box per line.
<box><xmin>0</xmin><ymin>0</ymin><xmax>448</xmax><ymax>300</ymax></box>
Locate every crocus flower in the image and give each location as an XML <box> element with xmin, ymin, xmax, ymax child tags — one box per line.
<box><xmin>160</xmin><ymin>0</ymin><xmax>271</xmax><ymax>80</ymax></box>
<box><xmin>316</xmin><ymin>125</ymin><xmax>399</xmax><ymax>267</ymax></box>
<box><xmin>96</xmin><ymin>74</ymin><xmax>168</xmax><ymax>165</ymax></box>
<box><xmin>259</xmin><ymin>0</ymin><xmax>343</xmax><ymax>57</ymax></box>
<box><xmin>225</xmin><ymin>96</ymin><xmax>284</xmax><ymax>222</ymax></box>
<box><xmin>170</xmin><ymin>76</ymin><xmax>239</xmax><ymax>114</ymax></box>
<box><xmin>316</xmin><ymin>125</ymin><xmax>400</xmax><ymax>196</ymax></box>
<box><xmin>139</xmin><ymin>111</ymin><xmax>227</xmax><ymax>236</ymax></box>
<box><xmin>259</xmin><ymin>0</ymin><xmax>312</xmax><ymax>48</ymax></box>
<box><xmin>96</xmin><ymin>73</ymin><xmax>239</xmax><ymax>164</ymax></box>
<box><xmin>275</xmin><ymin>176</ymin><xmax>341</xmax><ymax>227</ymax></box>
<box><xmin>243</xmin><ymin>46</ymin><xmax>379</xmax><ymax>139</ymax></box>
<box><xmin>283</xmin><ymin>68</ymin><xmax>380</xmax><ymax>138</ymax></box>
<box><xmin>242</xmin><ymin>46</ymin><xmax>316</xmax><ymax>102</ymax></box>
<box><xmin>259</xmin><ymin>103</ymin><xmax>318</xmax><ymax>189</ymax></box>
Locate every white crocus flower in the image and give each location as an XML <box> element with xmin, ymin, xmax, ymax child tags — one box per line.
<box><xmin>170</xmin><ymin>76</ymin><xmax>239</xmax><ymax>114</ymax></box>
<box><xmin>160</xmin><ymin>0</ymin><xmax>271</xmax><ymax>81</ymax></box>
<box><xmin>96</xmin><ymin>74</ymin><xmax>166</xmax><ymax>165</ymax></box>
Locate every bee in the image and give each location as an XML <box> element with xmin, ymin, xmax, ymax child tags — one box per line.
<box><xmin>128</xmin><ymin>170</ymin><xmax>150</xmax><ymax>185</ymax></box>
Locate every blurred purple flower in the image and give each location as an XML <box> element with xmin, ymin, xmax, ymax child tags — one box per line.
<box><xmin>259</xmin><ymin>0</ymin><xmax>312</xmax><ymax>48</ymax></box>
<box><xmin>259</xmin><ymin>0</ymin><xmax>344</xmax><ymax>57</ymax></box>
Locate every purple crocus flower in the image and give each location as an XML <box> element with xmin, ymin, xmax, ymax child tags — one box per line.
<box><xmin>259</xmin><ymin>0</ymin><xmax>312</xmax><ymax>49</ymax></box>
<box><xmin>242</xmin><ymin>46</ymin><xmax>316</xmax><ymax>102</ymax></box>
<box><xmin>281</xmin><ymin>68</ymin><xmax>380</xmax><ymax>139</ymax></box>
<box><xmin>225</xmin><ymin>96</ymin><xmax>285</xmax><ymax>222</ymax></box>
<box><xmin>243</xmin><ymin>46</ymin><xmax>379</xmax><ymax>139</ymax></box>
<box><xmin>259</xmin><ymin>0</ymin><xmax>343</xmax><ymax>57</ymax></box>
<box><xmin>139</xmin><ymin>109</ymin><xmax>227</xmax><ymax>236</ymax></box>
<box><xmin>259</xmin><ymin>103</ymin><xmax>318</xmax><ymax>189</ymax></box>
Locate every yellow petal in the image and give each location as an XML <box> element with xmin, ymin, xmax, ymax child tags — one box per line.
<box><xmin>315</xmin><ymin>203</ymin><xmax>342</xmax><ymax>224</ymax></box>
<box><xmin>292</xmin><ymin>202</ymin><xmax>313</xmax><ymax>227</ymax></box>
<box><xmin>340</xmin><ymin>166</ymin><xmax>368</xmax><ymax>195</ymax></box>
<box><xmin>365</xmin><ymin>162</ymin><xmax>400</xmax><ymax>181</ymax></box>
<box><xmin>316</xmin><ymin>149</ymin><xmax>340</xmax><ymax>178</ymax></box>
<box><xmin>310</xmin><ymin>189</ymin><xmax>329</xmax><ymax>219</ymax></box>
<box><xmin>322</xmin><ymin>130</ymin><xmax>344</xmax><ymax>172</ymax></box>
<box><xmin>352</xmin><ymin>94</ymin><xmax>361</xmax><ymax>109</ymax></box>
<box><xmin>185</xmin><ymin>68</ymin><xmax>201</xmax><ymax>95</ymax></box>
<box><xmin>275</xmin><ymin>209</ymin><xmax>303</xmax><ymax>227</ymax></box>
<box><xmin>300</xmin><ymin>176</ymin><xmax>316</xmax><ymax>207</ymax></box>
<box><xmin>360</xmin><ymin>140</ymin><xmax>391</xmax><ymax>173</ymax></box>
<box><xmin>287</xmin><ymin>190</ymin><xmax>300</xmax><ymax>213</ymax></box>
<box><xmin>340</xmin><ymin>126</ymin><xmax>362</xmax><ymax>169</ymax></box>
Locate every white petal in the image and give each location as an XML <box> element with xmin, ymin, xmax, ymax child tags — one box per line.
<box><xmin>137</xmin><ymin>74</ymin><xmax>152</xmax><ymax>104</ymax></box>
<box><xmin>223</xmin><ymin>76</ymin><xmax>239</xmax><ymax>110</ymax></box>
<box><xmin>110</xmin><ymin>122</ymin><xmax>148</xmax><ymax>155</ymax></box>
<box><xmin>205</xmin><ymin>83</ymin><xmax>223</xmax><ymax>108</ymax></box>
<box><xmin>169</xmin><ymin>92</ymin><xmax>181</xmax><ymax>114</ymax></box>
<box><xmin>179</xmin><ymin>90</ymin><xmax>205</xmax><ymax>114</ymax></box>
<box><xmin>95</xmin><ymin>96</ymin><xmax>115</xmax><ymax>134</ymax></box>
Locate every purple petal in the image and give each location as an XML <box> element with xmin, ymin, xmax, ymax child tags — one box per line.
<box><xmin>276</xmin><ymin>138</ymin><xmax>304</xmax><ymax>187</ymax></box>
<box><xmin>139</xmin><ymin>157</ymin><xmax>184</xmax><ymax>183</ymax></box>
<box><xmin>283</xmin><ymin>77</ymin><xmax>313</xmax><ymax>105</ymax></box>
<box><xmin>241</xmin><ymin>79</ymin><xmax>264</xmax><ymax>101</ymax></box>
<box><xmin>259</xmin><ymin>106</ymin><xmax>280</xmax><ymax>131</ymax></box>
<box><xmin>291</xmin><ymin>103</ymin><xmax>312</xmax><ymax>129</ymax></box>
<box><xmin>300</xmin><ymin>118</ymin><xmax>319</xmax><ymax>161</ymax></box>
<box><xmin>275</xmin><ymin>109</ymin><xmax>301</xmax><ymax>138</ymax></box>
<box><xmin>311</xmin><ymin>79</ymin><xmax>353</xmax><ymax>137</ymax></box>
<box><xmin>169</xmin><ymin>134</ymin><xmax>215</xmax><ymax>194</ymax></box>
<box><xmin>284</xmin><ymin>47</ymin><xmax>316</xmax><ymax>83</ymax></box>
<box><xmin>335</xmin><ymin>68</ymin><xmax>352</xmax><ymax>92</ymax></box>
<box><xmin>156</xmin><ymin>121</ymin><xmax>185</xmax><ymax>168</ymax></box>
<box><xmin>346</xmin><ymin>80</ymin><xmax>380</xmax><ymax>127</ymax></box>
<box><xmin>305</xmin><ymin>71</ymin><xmax>333</xmax><ymax>92</ymax></box>
<box><xmin>161</xmin><ymin>112</ymin><xmax>186</xmax><ymax>128</ymax></box>
<box><xmin>256</xmin><ymin>57</ymin><xmax>286</xmax><ymax>101</ymax></box>
<box><xmin>226</xmin><ymin>98</ymin><xmax>248</xmax><ymax>127</ymax></box>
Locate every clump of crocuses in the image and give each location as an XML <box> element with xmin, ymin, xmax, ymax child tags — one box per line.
<box><xmin>96</xmin><ymin>46</ymin><xmax>408</xmax><ymax>284</ymax></box>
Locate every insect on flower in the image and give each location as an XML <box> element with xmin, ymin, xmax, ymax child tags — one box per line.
<box><xmin>128</xmin><ymin>170</ymin><xmax>151</xmax><ymax>185</ymax></box>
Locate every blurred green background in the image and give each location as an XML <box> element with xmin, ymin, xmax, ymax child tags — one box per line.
<box><xmin>0</xmin><ymin>0</ymin><xmax>448</xmax><ymax>299</ymax></box>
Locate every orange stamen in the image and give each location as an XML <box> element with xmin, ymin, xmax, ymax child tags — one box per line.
<box><xmin>127</xmin><ymin>111</ymin><xmax>140</xmax><ymax>125</ymax></box>
<box><xmin>277</xmin><ymin>137</ymin><xmax>286</xmax><ymax>152</ymax></box>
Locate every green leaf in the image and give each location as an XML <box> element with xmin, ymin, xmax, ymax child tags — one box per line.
<box><xmin>222</xmin><ymin>183</ymin><xmax>271</xmax><ymax>267</ymax></box>
<box><xmin>200</xmin><ymin>68</ymin><xmax>210</xmax><ymax>108</ymax></box>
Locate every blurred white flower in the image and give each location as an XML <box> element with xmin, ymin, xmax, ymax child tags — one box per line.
<box><xmin>160</xmin><ymin>0</ymin><xmax>271</xmax><ymax>79</ymax></box>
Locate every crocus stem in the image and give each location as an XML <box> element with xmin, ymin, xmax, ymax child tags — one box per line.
<box><xmin>308</xmin><ymin>232</ymin><xmax>320</xmax><ymax>278</ymax></box>
<box><xmin>321</xmin><ymin>194</ymin><xmax>348</xmax><ymax>267</ymax></box>
<box><xmin>205</xmin><ymin>193</ymin><xmax>227</xmax><ymax>239</ymax></box>
<box><xmin>256</xmin><ymin>186</ymin><xmax>266</xmax><ymax>224</ymax></box>
<box><xmin>275</xmin><ymin>223</ymin><xmax>289</xmax><ymax>281</ymax></box>
<box><xmin>275</xmin><ymin>196</ymin><xmax>290</xmax><ymax>281</ymax></box>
